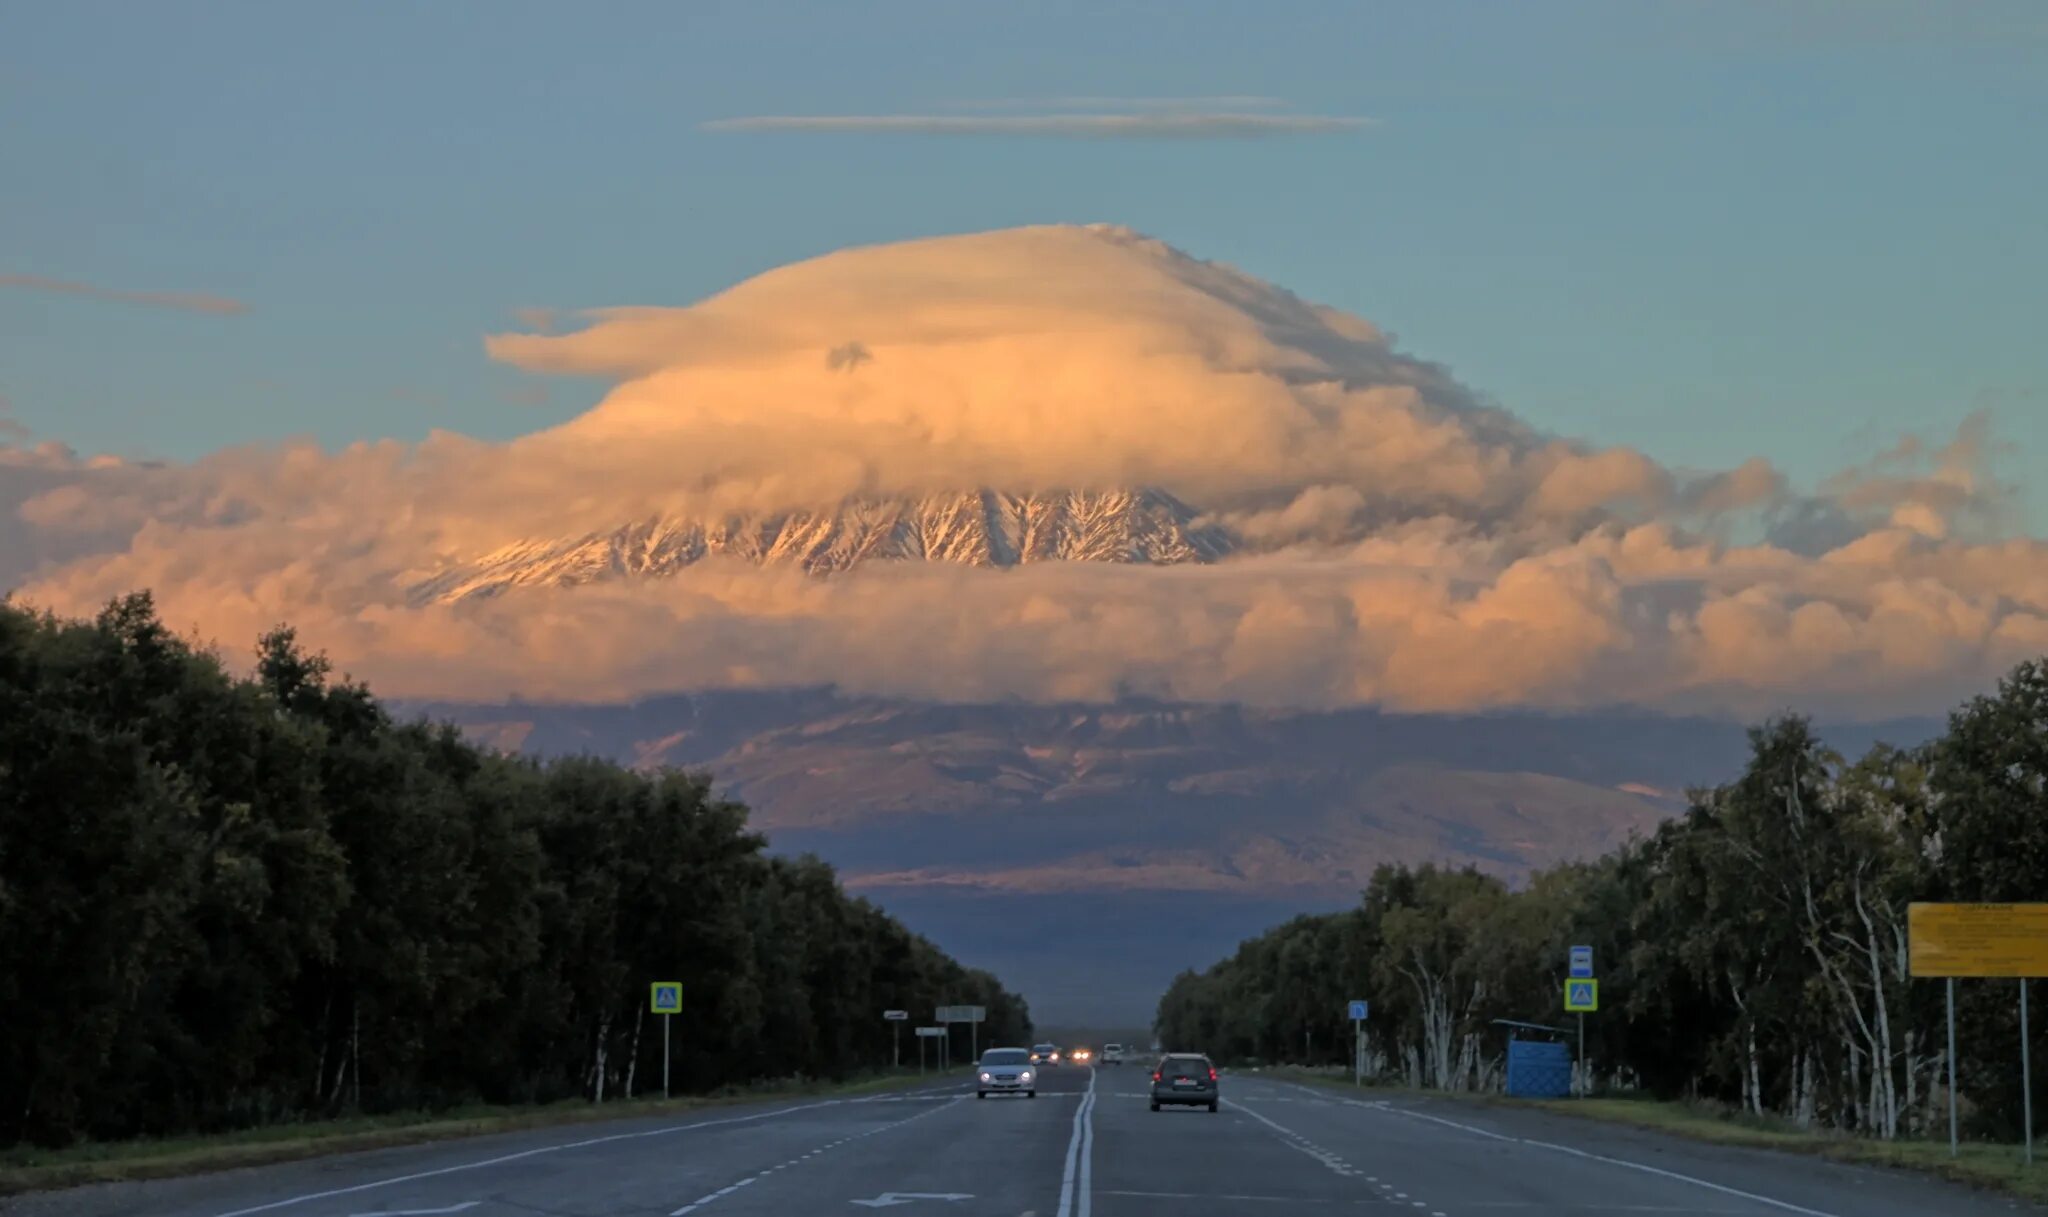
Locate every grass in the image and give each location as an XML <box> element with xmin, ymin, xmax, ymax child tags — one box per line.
<box><xmin>0</xmin><ymin>1069</ymin><xmax>941</xmax><ymax>1198</ymax></box>
<box><xmin>1263</xmin><ymin>1068</ymin><xmax>2048</xmax><ymax>1204</ymax></box>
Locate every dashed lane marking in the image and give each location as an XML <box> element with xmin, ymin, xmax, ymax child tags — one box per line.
<box><xmin>669</xmin><ymin>1093</ymin><xmax>964</xmax><ymax>1216</ymax></box>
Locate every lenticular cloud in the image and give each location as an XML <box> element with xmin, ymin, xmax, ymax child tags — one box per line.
<box><xmin>5</xmin><ymin>224</ymin><xmax>2043</xmax><ymax>718</ymax></box>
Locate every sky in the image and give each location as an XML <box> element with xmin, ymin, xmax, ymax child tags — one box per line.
<box><xmin>4</xmin><ymin>2</ymin><xmax>2048</xmax><ymax>721</ymax></box>
<box><xmin>4</xmin><ymin>0</ymin><xmax>2044</xmax><ymax>505</ymax></box>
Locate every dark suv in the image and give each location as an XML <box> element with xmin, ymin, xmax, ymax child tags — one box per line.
<box><xmin>1149</xmin><ymin>1052</ymin><xmax>1220</xmax><ymax>1112</ymax></box>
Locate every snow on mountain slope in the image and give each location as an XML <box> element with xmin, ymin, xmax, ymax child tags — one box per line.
<box><xmin>409</xmin><ymin>487</ymin><xmax>1232</xmax><ymax>602</ymax></box>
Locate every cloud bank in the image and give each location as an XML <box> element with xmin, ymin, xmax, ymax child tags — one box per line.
<box><xmin>6</xmin><ymin>224</ymin><xmax>2043</xmax><ymax>720</ymax></box>
<box><xmin>0</xmin><ymin>273</ymin><xmax>248</xmax><ymax>316</ymax></box>
<box><xmin>701</xmin><ymin>113</ymin><xmax>1372</xmax><ymax>138</ymax></box>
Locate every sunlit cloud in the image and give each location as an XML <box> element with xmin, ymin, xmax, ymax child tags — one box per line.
<box><xmin>6</xmin><ymin>224</ymin><xmax>2040</xmax><ymax>721</ymax></box>
<box><xmin>0</xmin><ymin>273</ymin><xmax>248</xmax><ymax>316</ymax></box>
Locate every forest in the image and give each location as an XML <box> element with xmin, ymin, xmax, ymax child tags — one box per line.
<box><xmin>0</xmin><ymin>593</ymin><xmax>1030</xmax><ymax>1148</ymax></box>
<box><xmin>1157</xmin><ymin>656</ymin><xmax>2048</xmax><ymax>1141</ymax></box>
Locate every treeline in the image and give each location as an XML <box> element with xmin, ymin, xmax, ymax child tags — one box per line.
<box><xmin>0</xmin><ymin>594</ymin><xmax>1029</xmax><ymax>1147</ymax></box>
<box><xmin>1158</xmin><ymin>657</ymin><xmax>2048</xmax><ymax>1141</ymax></box>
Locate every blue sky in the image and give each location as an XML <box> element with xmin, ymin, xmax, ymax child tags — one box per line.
<box><xmin>4</xmin><ymin>0</ymin><xmax>2045</xmax><ymax>519</ymax></box>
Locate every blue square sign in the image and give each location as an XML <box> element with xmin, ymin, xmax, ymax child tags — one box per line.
<box><xmin>650</xmin><ymin>982</ymin><xmax>683</xmax><ymax>1014</ymax></box>
<box><xmin>1347</xmin><ymin>1000</ymin><xmax>1369</xmax><ymax>1021</ymax></box>
<box><xmin>1569</xmin><ymin>945</ymin><xmax>1594</xmax><ymax>979</ymax></box>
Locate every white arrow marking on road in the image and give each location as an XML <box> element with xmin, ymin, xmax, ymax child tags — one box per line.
<box><xmin>346</xmin><ymin>1204</ymin><xmax>479</xmax><ymax>1217</ymax></box>
<box><xmin>849</xmin><ymin>1193</ymin><xmax>973</xmax><ymax>1208</ymax></box>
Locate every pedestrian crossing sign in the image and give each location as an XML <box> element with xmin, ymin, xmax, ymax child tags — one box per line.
<box><xmin>1564</xmin><ymin>979</ymin><xmax>1598</xmax><ymax>1012</ymax></box>
<box><xmin>651</xmin><ymin>982</ymin><xmax>683</xmax><ymax>1014</ymax></box>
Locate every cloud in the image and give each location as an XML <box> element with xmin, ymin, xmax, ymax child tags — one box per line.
<box><xmin>953</xmin><ymin>96</ymin><xmax>1289</xmax><ymax>111</ymax></box>
<box><xmin>513</xmin><ymin>307</ymin><xmax>560</xmax><ymax>333</ymax></box>
<box><xmin>700</xmin><ymin>113</ymin><xmax>1372</xmax><ymax>138</ymax></box>
<box><xmin>7</xmin><ymin>224</ymin><xmax>2042</xmax><ymax>721</ymax></box>
<box><xmin>0</xmin><ymin>273</ymin><xmax>248</xmax><ymax>316</ymax></box>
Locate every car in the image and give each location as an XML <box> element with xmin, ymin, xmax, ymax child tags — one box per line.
<box><xmin>1069</xmin><ymin>1046</ymin><xmax>1094</xmax><ymax>1065</ymax></box>
<box><xmin>976</xmin><ymin>1047</ymin><xmax>1037</xmax><ymax>1098</ymax></box>
<box><xmin>1150</xmin><ymin>1052</ymin><xmax>1220</xmax><ymax>1112</ymax></box>
<box><xmin>1030</xmin><ymin>1042</ymin><xmax>1061</xmax><ymax>1066</ymax></box>
<box><xmin>1101</xmin><ymin>1043</ymin><xmax>1125</xmax><ymax>1065</ymax></box>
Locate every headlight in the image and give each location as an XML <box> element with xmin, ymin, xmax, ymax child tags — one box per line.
<box><xmin>979</xmin><ymin>1072</ymin><xmax>992</xmax><ymax>1082</ymax></box>
<box><xmin>1020</xmin><ymin>1070</ymin><xmax>1033</xmax><ymax>1082</ymax></box>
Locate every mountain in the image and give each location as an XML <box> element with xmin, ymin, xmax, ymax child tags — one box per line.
<box><xmin>401</xmin><ymin>691</ymin><xmax>1946</xmax><ymax>1022</ymax></box>
<box><xmin>408</xmin><ymin>488</ymin><xmax>1234</xmax><ymax>603</ymax></box>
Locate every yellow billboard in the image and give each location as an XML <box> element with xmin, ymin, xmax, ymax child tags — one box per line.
<box><xmin>1908</xmin><ymin>903</ymin><xmax>2048</xmax><ymax>978</ymax></box>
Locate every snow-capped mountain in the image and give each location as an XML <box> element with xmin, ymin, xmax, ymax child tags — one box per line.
<box><xmin>409</xmin><ymin>487</ymin><xmax>1233</xmax><ymax>603</ymax></box>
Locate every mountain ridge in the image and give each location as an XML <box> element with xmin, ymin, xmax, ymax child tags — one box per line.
<box><xmin>409</xmin><ymin>487</ymin><xmax>1233</xmax><ymax>603</ymax></box>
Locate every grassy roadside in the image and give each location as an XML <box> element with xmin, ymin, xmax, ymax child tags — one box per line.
<box><xmin>1264</xmin><ymin>1068</ymin><xmax>2048</xmax><ymax>1204</ymax></box>
<box><xmin>0</xmin><ymin>1069</ymin><xmax>948</xmax><ymax>1198</ymax></box>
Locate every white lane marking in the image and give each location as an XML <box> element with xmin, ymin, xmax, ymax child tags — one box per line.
<box><xmin>212</xmin><ymin>1098</ymin><xmax>847</xmax><ymax>1217</ymax></box>
<box><xmin>345</xmin><ymin>1205</ymin><xmax>480</xmax><ymax>1217</ymax></box>
<box><xmin>1356</xmin><ymin>1100</ymin><xmax>1847</xmax><ymax>1217</ymax></box>
<box><xmin>668</xmin><ymin>1091</ymin><xmax>963</xmax><ymax>1216</ymax></box>
<box><xmin>1055</xmin><ymin>1069</ymin><xmax>1098</xmax><ymax>1217</ymax></box>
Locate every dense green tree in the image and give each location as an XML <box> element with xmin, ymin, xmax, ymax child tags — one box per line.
<box><xmin>0</xmin><ymin>594</ymin><xmax>1029</xmax><ymax>1147</ymax></box>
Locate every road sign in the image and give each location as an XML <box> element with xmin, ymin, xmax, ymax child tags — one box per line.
<box><xmin>1347</xmin><ymin>1000</ymin><xmax>1368</xmax><ymax>1020</ymax></box>
<box><xmin>1910</xmin><ymin>903</ymin><xmax>2048</xmax><ymax>977</ymax></box>
<box><xmin>883</xmin><ymin>1009</ymin><xmax>910</xmax><ymax>1021</ymax></box>
<box><xmin>1569</xmin><ymin>945</ymin><xmax>1594</xmax><ymax>979</ymax></box>
<box><xmin>935</xmin><ymin>1005</ymin><xmax>986</xmax><ymax>1023</ymax></box>
<box><xmin>650</xmin><ymin>982</ymin><xmax>682</xmax><ymax>1014</ymax></box>
<box><xmin>1565</xmin><ymin>979</ymin><xmax>1599</xmax><ymax>1012</ymax></box>
<box><xmin>915</xmin><ymin>1025</ymin><xmax>947</xmax><ymax>1037</ymax></box>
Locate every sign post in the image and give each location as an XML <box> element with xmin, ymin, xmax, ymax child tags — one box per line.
<box><xmin>884</xmin><ymin>1009</ymin><xmax>909</xmax><ymax>1070</ymax></box>
<box><xmin>1564</xmin><ymin>977</ymin><xmax>1598</xmax><ymax>1098</ymax></box>
<box><xmin>1909</xmin><ymin>902</ymin><xmax>2048</xmax><ymax>1160</ymax></box>
<box><xmin>650</xmin><ymin>982</ymin><xmax>683</xmax><ymax>1098</ymax></box>
<box><xmin>1570</xmin><ymin>946</ymin><xmax>1595</xmax><ymax>1099</ymax></box>
<box><xmin>936</xmin><ymin>1005</ymin><xmax>986</xmax><ymax>1067</ymax></box>
<box><xmin>916</xmin><ymin>1025</ymin><xmax>946</xmax><ymax>1076</ymax></box>
<box><xmin>1347</xmin><ymin>1000</ymin><xmax>1368</xmax><ymax>1086</ymax></box>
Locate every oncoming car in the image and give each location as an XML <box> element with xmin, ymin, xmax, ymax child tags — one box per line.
<box><xmin>1070</xmin><ymin>1046</ymin><xmax>1094</xmax><ymax>1065</ymax></box>
<box><xmin>1030</xmin><ymin>1043</ymin><xmax>1061</xmax><ymax>1066</ymax></box>
<box><xmin>977</xmin><ymin>1047</ymin><xmax>1036</xmax><ymax>1098</ymax></box>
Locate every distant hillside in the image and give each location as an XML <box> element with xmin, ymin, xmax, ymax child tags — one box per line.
<box><xmin>400</xmin><ymin>692</ymin><xmax>1943</xmax><ymax>1022</ymax></box>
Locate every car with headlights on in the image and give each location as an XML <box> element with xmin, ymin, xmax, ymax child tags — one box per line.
<box><xmin>1030</xmin><ymin>1043</ymin><xmax>1061</xmax><ymax>1066</ymax></box>
<box><xmin>976</xmin><ymin>1047</ymin><xmax>1036</xmax><ymax>1098</ymax></box>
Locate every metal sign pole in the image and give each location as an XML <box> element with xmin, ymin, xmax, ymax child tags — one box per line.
<box><xmin>2024</xmin><ymin>979</ymin><xmax>2034</xmax><ymax>1166</ymax></box>
<box><xmin>1352</xmin><ymin>1018</ymin><xmax>1362</xmax><ymax>1086</ymax></box>
<box><xmin>1948</xmin><ymin>977</ymin><xmax>1960</xmax><ymax>1158</ymax></box>
<box><xmin>893</xmin><ymin>1020</ymin><xmax>901</xmax><ymax>1070</ymax></box>
<box><xmin>663</xmin><ymin>1011</ymin><xmax>672</xmax><ymax>1099</ymax></box>
<box><xmin>1577</xmin><ymin>1013</ymin><xmax>1586</xmax><ymax>1099</ymax></box>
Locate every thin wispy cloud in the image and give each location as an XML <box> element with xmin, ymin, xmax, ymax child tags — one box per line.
<box><xmin>954</xmin><ymin>95</ymin><xmax>1288</xmax><ymax>111</ymax></box>
<box><xmin>701</xmin><ymin>112</ymin><xmax>1372</xmax><ymax>139</ymax></box>
<box><xmin>0</xmin><ymin>273</ymin><xmax>248</xmax><ymax>316</ymax></box>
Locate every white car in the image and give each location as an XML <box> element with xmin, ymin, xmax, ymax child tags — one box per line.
<box><xmin>1101</xmin><ymin>1043</ymin><xmax>1126</xmax><ymax>1065</ymax></box>
<box><xmin>976</xmin><ymin>1047</ymin><xmax>1037</xmax><ymax>1098</ymax></box>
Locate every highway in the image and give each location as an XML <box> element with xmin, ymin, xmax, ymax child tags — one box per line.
<box><xmin>9</xmin><ymin>1065</ymin><xmax>2033</xmax><ymax>1217</ymax></box>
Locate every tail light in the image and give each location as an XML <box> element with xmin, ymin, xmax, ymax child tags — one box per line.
<box><xmin>1209</xmin><ymin>1066</ymin><xmax>1218</xmax><ymax>1082</ymax></box>
<box><xmin>1151</xmin><ymin>1069</ymin><xmax>1162</xmax><ymax>1082</ymax></box>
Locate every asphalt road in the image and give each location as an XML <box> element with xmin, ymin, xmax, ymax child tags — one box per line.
<box><xmin>9</xmin><ymin>1066</ymin><xmax>2038</xmax><ymax>1216</ymax></box>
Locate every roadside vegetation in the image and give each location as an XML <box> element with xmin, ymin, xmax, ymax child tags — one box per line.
<box><xmin>1160</xmin><ymin>654</ymin><xmax>2048</xmax><ymax>1155</ymax></box>
<box><xmin>0</xmin><ymin>593</ymin><xmax>1029</xmax><ymax>1152</ymax></box>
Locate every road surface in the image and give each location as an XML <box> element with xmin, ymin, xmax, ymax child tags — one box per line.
<box><xmin>9</xmin><ymin>1066</ymin><xmax>2035</xmax><ymax>1216</ymax></box>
